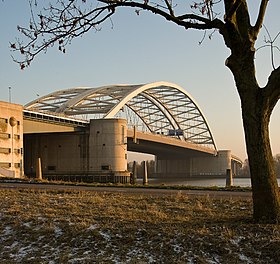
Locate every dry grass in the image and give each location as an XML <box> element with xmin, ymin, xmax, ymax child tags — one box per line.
<box><xmin>0</xmin><ymin>188</ymin><xmax>279</xmax><ymax>263</ymax></box>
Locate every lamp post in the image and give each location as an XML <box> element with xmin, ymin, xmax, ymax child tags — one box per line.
<box><xmin>8</xmin><ymin>87</ymin><xmax>11</xmax><ymax>103</ymax></box>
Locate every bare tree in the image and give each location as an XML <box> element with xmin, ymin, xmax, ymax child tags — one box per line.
<box><xmin>12</xmin><ymin>0</ymin><xmax>280</xmax><ymax>223</ymax></box>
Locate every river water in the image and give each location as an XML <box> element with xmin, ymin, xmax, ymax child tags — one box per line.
<box><xmin>143</xmin><ymin>177</ymin><xmax>280</xmax><ymax>187</ymax></box>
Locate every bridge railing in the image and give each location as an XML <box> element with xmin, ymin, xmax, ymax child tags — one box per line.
<box><xmin>23</xmin><ymin>109</ymin><xmax>89</xmax><ymax>127</ymax></box>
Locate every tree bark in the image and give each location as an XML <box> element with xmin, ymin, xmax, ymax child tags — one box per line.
<box><xmin>222</xmin><ymin>0</ymin><xmax>280</xmax><ymax>223</ymax></box>
<box><xmin>227</xmin><ymin>56</ymin><xmax>280</xmax><ymax>223</ymax></box>
<box><xmin>241</xmin><ymin>89</ymin><xmax>280</xmax><ymax>223</ymax></box>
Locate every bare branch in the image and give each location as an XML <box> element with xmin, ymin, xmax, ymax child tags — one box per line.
<box><xmin>256</xmin><ymin>25</ymin><xmax>280</xmax><ymax>70</ymax></box>
<box><xmin>164</xmin><ymin>0</ymin><xmax>174</xmax><ymax>17</ymax></box>
<box><xmin>106</xmin><ymin>1</ymin><xmax>223</xmax><ymax>30</ymax></box>
<box><xmin>11</xmin><ymin>0</ymin><xmax>225</xmax><ymax>68</ymax></box>
<box><xmin>224</xmin><ymin>0</ymin><xmax>242</xmax><ymax>22</ymax></box>
<box><xmin>265</xmin><ymin>66</ymin><xmax>280</xmax><ymax>112</ymax></box>
<box><xmin>177</xmin><ymin>13</ymin><xmax>210</xmax><ymax>24</ymax></box>
<box><xmin>252</xmin><ymin>0</ymin><xmax>269</xmax><ymax>39</ymax></box>
<box><xmin>272</xmin><ymin>31</ymin><xmax>280</xmax><ymax>43</ymax></box>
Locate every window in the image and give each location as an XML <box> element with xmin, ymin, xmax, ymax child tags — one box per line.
<box><xmin>0</xmin><ymin>133</ymin><xmax>10</xmax><ymax>139</ymax></box>
<box><xmin>0</xmin><ymin>148</ymin><xmax>11</xmax><ymax>154</ymax></box>
<box><xmin>0</xmin><ymin>162</ymin><xmax>11</xmax><ymax>168</ymax></box>
<box><xmin>14</xmin><ymin>134</ymin><xmax>20</xmax><ymax>140</ymax></box>
<box><xmin>0</xmin><ymin>118</ymin><xmax>8</xmax><ymax>124</ymax></box>
<box><xmin>14</xmin><ymin>149</ymin><xmax>21</xmax><ymax>154</ymax></box>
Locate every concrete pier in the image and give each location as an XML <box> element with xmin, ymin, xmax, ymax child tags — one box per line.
<box><xmin>143</xmin><ymin>161</ymin><xmax>148</xmax><ymax>185</ymax></box>
<box><xmin>36</xmin><ymin>157</ymin><xmax>42</xmax><ymax>180</ymax></box>
<box><xmin>132</xmin><ymin>161</ymin><xmax>137</xmax><ymax>184</ymax></box>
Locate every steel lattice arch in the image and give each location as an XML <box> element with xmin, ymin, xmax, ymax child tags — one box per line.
<box><xmin>25</xmin><ymin>81</ymin><xmax>217</xmax><ymax>151</ymax></box>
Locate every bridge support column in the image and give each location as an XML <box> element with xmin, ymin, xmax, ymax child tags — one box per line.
<box><xmin>226</xmin><ymin>169</ymin><xmax>232</xmax><ymax>187</ymax></box>
<box><xmin>191</xmin><ymin>150</ymin><xmax>232</xmax><ymax>177</ymax></box>
<box><xmin>155</xmin><ymin>156</ymin><xmax>192</xmax><ymax>178</ymax></box>
<box><xmin>132</xmin><ymin>160</ymin><xmax>137</xmax><ymax>184</ymax></box>
<box><xmin>89</xmin><ymin>119</ymin><xmax>130</xmax><ymax>183</ymax></box>
<box><xmin>155</xmin><ymin>150</ymin><xmax>234</xmax><ymax>179</ymax></box>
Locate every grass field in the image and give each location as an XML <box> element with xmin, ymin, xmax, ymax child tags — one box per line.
<box><xmin>0</xmin><ymin>188</ymin><xmax>279</xmax><ymax>263</ymax></box>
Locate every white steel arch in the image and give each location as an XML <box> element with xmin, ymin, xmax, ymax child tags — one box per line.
<box><xmin>25</xmin><ymin>81</ymin><xmax>217</xmax><ymax>150</ymax></box>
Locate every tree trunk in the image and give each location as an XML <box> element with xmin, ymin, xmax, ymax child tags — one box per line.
<box><xmin>241</xmin><ymin>96</ymin><xmax>280</xmax><ymax>223</ymax></box>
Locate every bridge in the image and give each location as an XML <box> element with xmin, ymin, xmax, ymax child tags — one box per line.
<box><xmin>0</xmin><ymin>82</ymin><xmax>242</xmax><ymax>182</ymax></box>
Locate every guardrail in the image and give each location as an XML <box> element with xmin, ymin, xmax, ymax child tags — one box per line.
<box><xmin>23</xmin><ymin>109</ymin><xmax>89</xmax><ymax>127</ymax></box>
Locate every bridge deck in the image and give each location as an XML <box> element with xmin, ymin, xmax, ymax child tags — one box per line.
<box><xmin>127</xmin><ymin>129</ymin><xmax>217</xmax><ymax>157</ymax></box>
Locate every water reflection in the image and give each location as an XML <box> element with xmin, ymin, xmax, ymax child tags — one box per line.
<box><xmin>141</xmin><ymin>177</ymin><xmax>280</xmax><ymax>187</ymax></box>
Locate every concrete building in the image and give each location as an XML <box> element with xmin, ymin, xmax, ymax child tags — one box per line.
<box><xmin>0</xmin><ymin>101</ymin><xmax>24</xmax><ymax>178</ymax></box>
<box><xmin>24</xmin><ymin>118</ymin><xmax>130</xmax><ymax>182</ymax></box>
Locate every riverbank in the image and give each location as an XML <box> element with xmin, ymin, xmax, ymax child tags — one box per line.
<box><xmin>0</xmin><ymin>187</ymin><xmax>279</xmax><ymax>263</ymax></box>
<box><xmin>0</xmin><ymin>176</ymin><xmax>253</xmax><ymax>193</ymax></box>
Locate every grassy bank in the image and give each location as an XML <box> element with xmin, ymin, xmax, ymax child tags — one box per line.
<box><xmin>0</xmin><ymin>188</ymin><xmax>279</xmax><ymax>263</ymax></box>
<box><xmin>0</xmin><ymin>177</ymin><xmax>253</xmax><ymax>192</ymax></box>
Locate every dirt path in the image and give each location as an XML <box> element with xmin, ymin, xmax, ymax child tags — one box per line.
<box><xmin>0</xmin><ymin>181</ymin><xmax>252</xmax><ymax>199</ymax></box>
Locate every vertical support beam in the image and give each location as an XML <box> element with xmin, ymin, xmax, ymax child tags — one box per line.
<box><xmin>226</xmin><ymin>169</ymin><xmax>232</xmax><ymax>187</ymax></box>
<box><xmin>20</xmin><ymin>159</ymin><xmax>23</xmax><ymax>177</ymax></box>
<box><xmin>133</xmin><ymin>126</ymin><xmax>137</xmax><ymax>143</ymax></box>
<box><xmin>143</xmin><ymin>161</ymin><xmax>148</xmax><ymax>185</ymax></box>
<box><xmin>36</xmin><ymin>157</ymin><xmax>42</xmax><ymax>180</ymax></box>
<box><xmin>132</xmin><ymin>160</ymin><xmax>137</xmax><ymax>184</ymax></box>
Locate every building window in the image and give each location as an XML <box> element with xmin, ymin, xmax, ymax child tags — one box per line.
<box><xmin>14</xmin><ymin>149</ymin><xmax>21</xmax><ymax>154</ymax></box>
<box><xmin>14</xmin><ymin>134</ymin><xmax>20</xmax><ymax>140</ymax></box>
<box><xmin>0</xmin><ymin>148</ymin><xmax>11</xmax><ymax>154</ymax></box>
<box><xmin>0</xmin><ymin>118</ymin><xmax>8</xmax><ymax>124</ymax></box>
<box><xmin>0</xmin><ymin>133</ymin><xmax>10</xmax><ymax>139</ymax></box>
<box><xmin>0</xmin><ymin>162</ymin><xmax>11</xmax><ymax>168</ymax></box>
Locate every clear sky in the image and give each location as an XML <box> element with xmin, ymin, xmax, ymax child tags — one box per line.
<box><xmin>0</xmin><ymin>1</ymin><xmax>279</xmax><ymax>162</ymax></box>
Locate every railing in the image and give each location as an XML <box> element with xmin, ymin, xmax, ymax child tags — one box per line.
<box><xmin>27</xmin><ymin>170</ymin><xmax>131</xmax><ymax>184</ymax></box>
<box><xmin>23</xmin><ymin>109</ymin><xmax>89</xmax><ymax>127</ymax></box>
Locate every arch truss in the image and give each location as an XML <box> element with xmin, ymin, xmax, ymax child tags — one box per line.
<box><xmin>25</xmin><ymin>82</ymin><xmax>217</xmax><ymax>150</ymax></box>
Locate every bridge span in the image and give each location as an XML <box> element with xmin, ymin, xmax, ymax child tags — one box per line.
<box><xmin>1</xmin><ymin>81</ymin><xmax>242</xmax><ymax>182</ymax></box>
<box><xmin>23</xmin><ymin>109</ymin><xmax>216</xmax><ymax>156</ymax></box>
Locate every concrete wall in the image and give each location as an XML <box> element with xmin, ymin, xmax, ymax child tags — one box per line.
<box><xmin>155</xmin><ymin>150</ymin><xmax>233</xmax><ymax>178</ymax></box>
<box><xmin>155</xmin><ymin>157</ymin><xmax>192</xmax><ymax>178</ymax></box>
<box><xmin>24</xmin><ymin>118</ymin><xmax>130</xmax><ymax>181</ymax></box>
<box><xmin>89</xmin><ymin>119</ymin><xmax>128</xmax><ymax>173</ymax></box>
<box><xmin>0</xmin><ymin>101</ymin><xmax>24</xmax><ymax>178</ymax></box>
<box><xmin>24</xmin><ymin>132</ymin><xmax>88</xmax><ymax>176</ymax></box>
<box><xmin>191</xmin><ymin>150</ymin><xmax>231</xmax><ymax>176</ymax></box>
